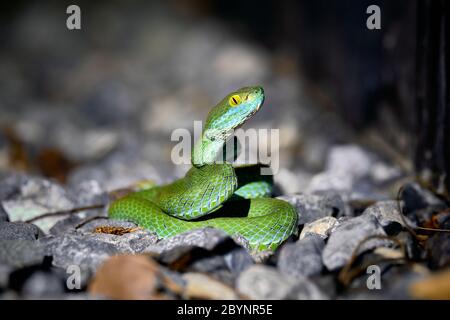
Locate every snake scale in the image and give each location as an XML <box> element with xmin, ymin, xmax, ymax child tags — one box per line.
<box><xmin>109</xmin><ymin>86</ymin><xmax>298</xmax><ymax>251</ymax></box>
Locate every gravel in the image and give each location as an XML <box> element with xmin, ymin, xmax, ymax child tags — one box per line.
<box><xmin>48</xmin><ymin>233</ymin><xmax>123</xmax><ymax>274</ymax></box>
<box><xmin>1</xmin><ymin>176</ymin><xmax>77</xmax><ymax>233</ymax></box>
<box><xmin>278</xmin><ymin>234</ymin><xmax>325</xmax><ymax>277</ymax></box>
<box><xmin>278</xmin><ymin>191</ymin><xmax>346</xmax><ymax>225</ymax></box>
<box><xmin>142</xmin><ymin>228</ymin><xmax>231</xmax><ymax>255</ymax></box>
<box><xmin>21</xmin><ymin>271</ymin><xmax>65</xmax><ymax>298</ymax></box>
<box><xmin>401</xmin><ymin>182</ymin><xmax>447</xmax><ymax>213</ymax></box>
<box><xmin>0</xmin><ymin>1</ymin><xmax>445</xmax><ymax>301</ymax></box>
<box><xmin>236</xmin><ymin>265</ymin><xmax>327</xmax><ymax>299</ymax></box>
<box><xmin>299</xmin><ymin>216</ymin><xmax>339</xmax><ymax>240</ymax></box>
<box><xmin>0</xmin><ymin>240</ymin><xmax>47</xmax><ymax>269</ymax></box>
<box><xmin>362</xmin><ymin>200</ymin><xmax>415</xmax><ymax>234</ymax></box>
<box><xmin>322</xmin><ymin>214</ymin><xmax>390</xmax><ymax>271</ymax></box>
<box><xmin>0</xmin><ymin>222</ymin><xmax>43</xmax><ymax>240</ymax></box>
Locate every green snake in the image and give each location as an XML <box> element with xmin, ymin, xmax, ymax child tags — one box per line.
<box><xmin>109</xmin><ymin>86</ymin><xmax>297</xmax><ymax>251</ymax></box>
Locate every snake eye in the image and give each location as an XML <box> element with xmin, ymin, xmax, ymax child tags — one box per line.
<box><xmin>229</xmin><ymin>95</ymin><xmax>242</xmax><ymax>106</ymax></box>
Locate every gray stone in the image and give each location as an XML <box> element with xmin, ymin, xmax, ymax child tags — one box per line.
<box><xmin>128</xmin><ymin>234</ymin><xmax>160</xmax><ymax>253</ymax></box>
<box><xmin>289</xmin><ymin>278</ymin><xmax>329</xmax><ymax>300</ymax></box>
<box><xmin>236</xmin><ymin>265</ymin><xmax>327</xmax><ymax>300</ymax></box>
<box><xmin>306</xmin><ymin>145</ymin><xmax>396</xmax><ymax>199</ymax></box>
<box><xmin>1</xmin><ymin>176</ymin><xmax>76</xmax><ymax>233</ymax></box>
<box><xmin>362</xmin><ymin>200</ymin><xmax>414</xmax><ymax>232</ymax></box>
<box><xmin>21</xmin><ymin>271</ymin><xmax>65</xmax><ymax>298</ymax></box>
<box><xmin>0</xmin><ymin>206</ymin><xmax>8</xmax><ymax>222</ymax></box>
<box><xmin>142</xmin><ymin>228</ymin><xmax>230</xmax><ymax>255</ymax></box>
<box><xmin>49</xmin><ymin>214</ymin><xmax>101</xmax><ymax>236</ymax></box>
<box><xmin>143</xmin><ymin>228</ymin><xmax>243</xmax><ymax>274</ymax></box>
<box><xmin>188</xmin><ymin>255</ymin><xmax>227</xmax><ymax>273</ymax></box>
<box><xmin>369</xmin><ymin>162</ymin><xmax>402</xmax><ymax>184</ymax></box>
<box><xmin>51</xmin><ymin>218</ymin><xmax>158</xmax><ymax>253</ymax></box>
<box><xmin>0</xmin><ymin>264</ymin><xmax>12</xmax><ymax>288</ymax></box>
<box><xmin>277</xmin><ymin>191</ymin><xmax>345</xmax><ymax>225</ymax></box>
<box><xmin>0</xmin><ymin>174</ymin><xmax>18</xmax><ymax>222</ymax></box>
<box><xmin>68</xmin><ymin>179</ymin><xmax>108</xmax><ymax>208</ymax></box>
<box><xmin>325</xmin><ymin>144</ymin><xmax>374</xmax><ymax>180</ymax></box>
<box><xmin>54</xmin><ymin>126</ymin><xmax>119</xmax><ymax>163</ymax></box>
<box><xmin>299</xmin><ymin>216</ymin><xmax>338</xmax><ymax>240</ymax></box>
<box><xmin>307</xmin><ymin>171</ymin><xmax>355</xmax><ymax>194</ymax></box>
<box><xmin>224</xmin><ymin>248</ymin><xmax>254</xmax><ymax>274</ymax></box>
<box><xmin>273</xmin><ymin>168</ymin><xmax>313</xmax><ymax>195</ymax></box>
<box><xmin>84</xmin><ymin>231</ymin><xmax>158</xmax><ymax>255</ymax></box>
<box><xmin>236</xmin><ymin>265</ymin><xmax>297</xmax><ymax>299</ymax></box>
<box><xmin>401</xmin><ymin>182</ymin><xmax>447</xmax><ymax>213</ymax></box>
<box><xmin>278</xmin><ymin>234</ymin><xmax>325</xmax><ymax>277</ymax></box>
<box><xmin>0</xmin><ymin>173</ymin><xmax>23</xmax><ymax>201</ymax></box>
<box><xmin>187</xmin><ymin>258</ymin><xmax>236</xmax><ymax>287</ymax></box>
<box><xmin>311</xmin><ymin>274</ymin><xmax>337</xmax><ymax>299</ymax></box>
<box><xmin>0</xmin><ymin>240</ymin><xmax>47</xmax><ymax>268</ymax></box>
<box><xmin>426</xmin><ymin>233</ymin><xmax>450</xmax><ymax>269</ymax></box>
<box><xmin>181</xmin><ymin>248</ymin><xmax>254</xmax><ymax>285</ymax></box>
<box><xmin>0</xmin><ymin>222</ymin><xmax>42</xmax><ymax>240</ymax></box>
<box><xmin>49</xmin><ymin>233</ymin><xmax>122</xmax><ymax>274</ymax></box>
<box><xmin>322</xmin><ymin>214</ymin><xmax>389</xmax><ymax>271</ymax></box>
<box><xmin>68</xmin><ymin>145</ymin><xmax>166</xmax><ymax>192</ymax></box>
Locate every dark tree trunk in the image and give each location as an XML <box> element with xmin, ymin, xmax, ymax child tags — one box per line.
<box><xmin>210</xmin><ymin>0</ymin><xmax>449</xmax><ymax>194</ymax></box>
<box><xmin>416</xmin><ymin>0</ymin><xmax>450</xmax><ymax>194</ymax></box>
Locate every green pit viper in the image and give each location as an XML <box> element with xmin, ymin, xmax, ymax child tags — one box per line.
<box><xmin>109</xmin><ymin>86</ymin><xmax>298</xmax><ymax>252</ymax></box>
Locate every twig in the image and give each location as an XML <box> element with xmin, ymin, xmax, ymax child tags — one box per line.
<box><xmin>338</xmin><ymin>235</ymin><xmax>407</xmax><ymax>286</ymax></box>
<box><xmin>338</xmin><ymin>184</ymin><xmax>450</xmax><ymax>287</ymax></box>
<box><xmin>74</xmin><ymin>215</ymin><xmax>108</xmax><ymax>229</ymax></box>
<box><xmin>24</xmin><ymin>204</ymin><xmax>105</xmax><ymax>223</ymax></box>
<box><xmin>396</xmin><ymin>186</ymin><xmax>450</xmax><ymax>237</ymax></box>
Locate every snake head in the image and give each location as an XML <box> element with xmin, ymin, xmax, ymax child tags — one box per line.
<box><xmin>192</xmin><ymin>86</ymin><xmax>265</xmax><ymax>167</ymax></box>
<box><xmin>205</xmin><ymin>86</ymin><xmax>265</xmax><ymax>134</ymax></box>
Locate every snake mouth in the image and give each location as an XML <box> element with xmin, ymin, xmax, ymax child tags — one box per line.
<box><xmin>239</xmin><ymin>87</ymin><xmax>265</xmax><ymax>127</ymax></box>
<box><xmin>245</xmin><ymin>86</ymin><xmax>264</xmax><ymax>103</ymax></box>
<box><xmin>252</xmin><ymin>86</ymin><xmax>265</xmax><ymax>108</ymax></box>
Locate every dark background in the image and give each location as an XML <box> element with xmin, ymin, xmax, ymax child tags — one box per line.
<box><xmin>0</xmin><ymin>0</ymin><xmax>448</xmax><ymax>197</ymax></box>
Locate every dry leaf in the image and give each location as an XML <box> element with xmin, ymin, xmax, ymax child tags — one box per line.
<box><xmin>36</xmin><ymin>148</ymin><xmax>74</xmax><ymax>183</ymax></box>
<box><xmin>93</xmin><ymin>226</ymin><xmax>141</xmax><ymax>236</ymax></box>
<box><xmin>182</xmin><ymin>272</ymin><xmax>239</xmax><ymax>300</ymax></box>
<box><xmin>2</xmin><ymin>125</ymin><xmax>30</xmax><ymax>172</ymax></box>
<box><xmin>88</xmin><ymin>255</ymin><xmax>182</xmax><ymax>300</ymax></box>
<box><xmin>373</xmin><ymin>247</ymin><xmax>405</xmax><ymax>260</ymax></box>
<box><xmin>409</xmin><ymin>268</ymin><xmax>450</xmax><ymax>299</ymax></box>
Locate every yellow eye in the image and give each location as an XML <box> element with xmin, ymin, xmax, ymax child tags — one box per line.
<box><xmin>229</xmin><ymin>95</ymin><xmax>242</xmax><ymax>106</ymax></box>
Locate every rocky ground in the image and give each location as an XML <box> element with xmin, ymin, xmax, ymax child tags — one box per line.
<box><xmin>0</xmin><ymin>2</ymin><xmax>449</xmax><ymax>300</ymax></box>
<box><xmin>1</xmin><ymin>145</ymin><xmax>449</xmax><ymax>300</ymax></box>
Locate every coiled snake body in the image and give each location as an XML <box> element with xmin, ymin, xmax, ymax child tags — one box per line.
<box><xmin>109</xmin><ymin>86</ymin><xmax>297</xmax><ymax>251</ymax></box>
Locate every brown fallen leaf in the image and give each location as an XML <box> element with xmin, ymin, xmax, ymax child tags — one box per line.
<box><xmin>36</xmin><ymin>148</ymin><xmax>74</xmax><ymax>183</ymax></box>
<box><xmin>88</xmin><ymin>255</ymin><xmax>183</xmax><ymax>300</ymax></box>
<box><xmin>182</xmin><ymin>272</ymin><xmax>239</xmax><ymax>300</ymax></box>
<box><xmin>2</xmin><ymin>125</ymin><xmax>76</xmax><ymax>182</ymax></box>
<box><xmin>2</xmin><ymin>125</ymin><xmax>30</xmax><ymax>172</ymax></box>
<box><xmin>93</xmin><ymin>226</ymin><xmax>142</xmax><ymax>236</ymax></box>
<box><xmin>409</xmin><ymin>268</ymin><xmax>450</xmax><ymax>299</ymax></box>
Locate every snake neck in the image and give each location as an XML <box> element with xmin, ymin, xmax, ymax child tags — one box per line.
<box><xmin>191</xmin><ymin>134</ymin><xmax>226</xmax><ymax>167</ymax></box>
